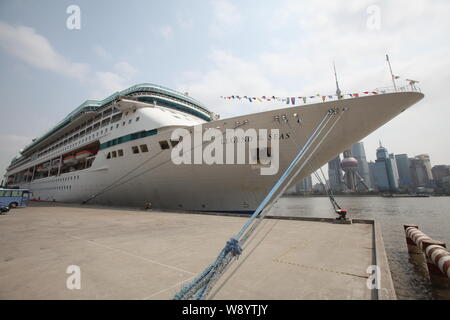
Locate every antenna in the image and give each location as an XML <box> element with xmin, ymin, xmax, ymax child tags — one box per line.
<box><xmin>386</xmin><ymin>54</ymin><xmax>397</xmax><ymax>91</ymax></box>
<box><xmin>333</xmin><ymin>61</ymin><xmax>342</xmax><ymax>98</ymax></box>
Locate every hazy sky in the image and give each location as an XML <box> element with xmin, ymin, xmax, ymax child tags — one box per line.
<box><xmin>1</xmin><ymin>0</ymin><xmax>450</xmax><ymax>180</ymax></box>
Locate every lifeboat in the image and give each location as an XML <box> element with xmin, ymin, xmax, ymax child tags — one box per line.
<box><xmin>63</xmin><ymin>155</ymin><xmax>77</xmax><ymax>165</ymax></box>
<box><xmin>51</xmin><ymin>159</ymin><xmax>61</xmax><ymax>169</ymax></box>
<box><xmin>36</xmin><ymin>166</ymin><xmax>47</xmax><ymax>173</ymax></box>
<box><xmin>75</xmin><ymin>149</ymin><xmax>97</xmax><ymax>160</ymax></box>
<box><xmin>36</xmin><ymin>162</ymin><xmax>51</xmax><ymax>172</ymax></box>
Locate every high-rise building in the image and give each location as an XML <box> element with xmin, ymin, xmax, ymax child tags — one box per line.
<box><xmin>341</xmin><ymin>149</ymin><xmax>359</xmax><ymax>191</ymax></box>
<box><xmin>368</xmin><ymin>161</ymin><xmax>376</xmax><ymax>189</ymax></box>
<box><xmin>395</xmin><ymin>154</ymin><xmax>413</xmax><ymax>189</ymax></box>
<box><xmin>410</xmin><ymin>154</ymin><xmax>433</xmax><ymax>187</ymax></box>
<box><xmin>432</xmin><ymin>165</ymin><xmax>450</xmax><ymax>190</ymax></box>
<box><xmin>296</xmin><ymin>175</ymin><xmax>313</xmax><ymax>193</ymax></box>
<box><xmin>373</xmin><ymin>143</ymin><xmax>399</xmax><ymax>192</ymax></box>
<box><xmin>431</xmin><ymin>165</ymin><xmax>450</xmax><ymax>183</ymax></box>
<box><xmin>351</xmin><ymin>142</ymin><xmax>371</xmax><ymax>190</ymax></box>
<box><xmin>285</xmin><ymin>175</ymin><xmax>313</xmax><ymax>194</ymax></box>
<box><xmin>328</xmin><ymin>155</ymin><xmax>343</xmax><ymax>192</ymax></box>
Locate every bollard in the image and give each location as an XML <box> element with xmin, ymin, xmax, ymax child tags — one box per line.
<box><xmin>421</xmin><ymin>239</ymin><xmax>450</xmax><ymax>289</ymax></box>
<box><xmin>403</xmin><ymin>225</ymin><xmax>430</xmax><ymax>254</ymax></box>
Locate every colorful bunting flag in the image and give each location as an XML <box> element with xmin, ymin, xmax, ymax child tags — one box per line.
<box><xmin>220</xmin><ymin>89</ymin><xmax>385</xmax><ymax>104</ymax></box>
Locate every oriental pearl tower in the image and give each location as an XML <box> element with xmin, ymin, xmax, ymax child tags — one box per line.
<box><xmin>341</xmin><ymin>149</ymin><xmax>359</xmax><ymax>191</ymax></box>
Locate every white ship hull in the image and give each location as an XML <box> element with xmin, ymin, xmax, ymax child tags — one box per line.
<box><xmin>8</xmin><ymin>91</ymin><xmax>423</xmax><ymax>212</ymax></box>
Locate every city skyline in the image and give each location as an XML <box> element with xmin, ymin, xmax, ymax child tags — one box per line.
<box><xmin>324</xmin><ymin>140</ymin><xmax>448</xmax><ymax>193</ymax></box>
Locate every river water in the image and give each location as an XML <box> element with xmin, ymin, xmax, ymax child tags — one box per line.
<box><xmin>272</xmin><ymin>196</ymin><xmax>450</xmax><ymax>300</ymax></box>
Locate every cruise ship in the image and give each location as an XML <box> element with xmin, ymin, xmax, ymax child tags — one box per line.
<box><xmin>3</xmin><ymin>83</ymin><xmax>423</xmax><ymax>212</ymax></box>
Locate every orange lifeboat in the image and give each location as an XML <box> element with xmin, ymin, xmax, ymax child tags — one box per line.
<box><xmin>75</xmin><ymin>149</ymin><xmax>97</xmax><ymax>160</ymax></box>
<box><xmin>63</xmin><ymin>155</ymin><xmax>77</xmax><ymax>165</ymax></box>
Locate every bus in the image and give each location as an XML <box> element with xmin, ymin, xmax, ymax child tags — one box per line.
<box><xmin>0</xmin><ymin>188</ymin><xmax>31</xmax><ymax>208</ymax></box>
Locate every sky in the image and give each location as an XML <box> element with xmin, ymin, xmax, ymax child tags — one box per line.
<box><xmin>1</xmin><ymin>0</ymin><xmax>450</xmax><ymax>181</ymax></box>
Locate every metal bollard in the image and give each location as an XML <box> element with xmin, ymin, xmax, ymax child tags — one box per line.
<box><xmin>421</xmin><ymin>239</ymin><xmax>450</xmax><ymax>289</ymax></box>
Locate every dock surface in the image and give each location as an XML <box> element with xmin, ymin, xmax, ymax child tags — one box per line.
<box><xmin>0</xmin><ymin>203</ymin><xmax>395</xmax><ymax>299</ymax></box>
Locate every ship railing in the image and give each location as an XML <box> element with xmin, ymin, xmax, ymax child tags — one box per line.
<box><xmin>375</xmin><ymin>85</ymin><xmax>421</xmax><ymax>94</ymax></box>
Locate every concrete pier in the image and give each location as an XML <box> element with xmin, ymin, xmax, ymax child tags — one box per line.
<box><xmin>0</xmin><ymin>202</ymin><xmax>395</xmax><ymax>299</ymax></box>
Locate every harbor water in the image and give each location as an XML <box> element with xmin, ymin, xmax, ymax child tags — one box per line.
<box><xmin>273</xmin><ymin>196</ymin><xmax>450</xmax><ymax>300</ymax></box>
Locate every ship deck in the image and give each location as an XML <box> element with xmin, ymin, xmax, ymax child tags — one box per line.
<box><xmin>0</xmin><ymin>202</ymin><xmax>395</xmax><ymax>299</ymax></box>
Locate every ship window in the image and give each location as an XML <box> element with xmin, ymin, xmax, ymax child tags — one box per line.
<box><xmin>122</xmin><ymin>121</ymin><xmax>126</xmax><ymax>126</ymax></box>
<box><xmin>128</xmin><ymin>119</ymin><xmax>132</xmax><ymax>124</ymax></box>
<box><xmin>136</xmin><ymin>117</ymin><xmax>140</xmax><ymax>122</ymax></box>
<box><xmin>159</xmin><ymin>141</ymin><xmax>170</xmax><ymax>150</ymax></box>
<box><xmin>111</xmin><ymin>113</ymin><xmax>122</xmax><ymax>123</ymax></box>
<box><xmin>118</xmin><ymin>149</ymin><xmax>124</xmax><ymax>157</ymax></box>
<box><xmin>132</xmin><ymin>146</ymin><xmax>139</xmax><ymax>154</ymax></box>
<box><xmin>102</xmin><ymin>108</ymin><xmax>112</xmax><ymax>117</ymax></box>
<box><xmin>112</xmin><ymin>151</ymin><xmax>117</xmax><ymax>158</ymax></box>
<box><xmin>116</xmin><ymin>124</ymin><xmax>119</xmax><ymax>129</ymax></box>
<box><xmin>140</xmin><ymin>144</ymin><xmax>148</xmax><ymax>153</ymax></box>
<box><xmin>101</xmin><ymin>118</ymin><xmax>110</xmax><ymax>127</ymax></box>
<box><xmin>170</xmin><ymin>139</ymin><xmax>179</xmax><ymax>147</ymax></box>
<box><xmin>106</xmin><ymin>152</ymin><xmax>111</xmax><ymax>159</ymax></box>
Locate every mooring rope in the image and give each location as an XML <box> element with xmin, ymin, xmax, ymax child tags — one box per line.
<box><xmin>280</xmin><ymin>114</ymin><xmax>342</xmax><ymax>213</ymax></box>
<box><xmin>173</xmin><ymin>108</ymin><xmax>344</xmax><ymax>300</ymax></box>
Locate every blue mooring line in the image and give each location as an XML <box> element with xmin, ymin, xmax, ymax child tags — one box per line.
<box><xmin>173</xmin><ymin>109</ymin><xmax>337</xmax><ymax>300</ymax></box>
